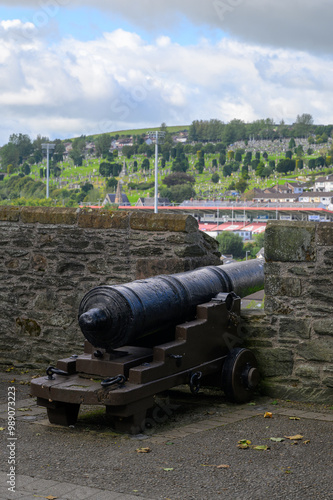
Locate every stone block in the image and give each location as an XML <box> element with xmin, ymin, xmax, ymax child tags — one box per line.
<box><xmin>135</xmin><ymin>257</ymin><xmax>190</xmax><ymax>279</ymax></box>
<box><xmin>279</xmin><ymin>317</ymin><xmax>311</xmax><ymax>339</ymax></box>
<box><xmin>0</xmin><ymin>206</ymin><xmax>20</xmax><ymax>221</ymax></box>
<box><xmin>264</xmin><ymin>296</ymin><xmax>293</xmax><ymax>315</ymax></box>
<box><xmin>251</xmin><ymin>347</ymin><xmax>293</xmax><ymax>377</ymax></box>
<box><xmin>313</xmin><ymin>318</ymin><xmax>333</xmax><ymax>336</ymax></box>
<box><xmin>265</xmin><ymin>276</ymin><xmax>302</xmax><ymax>297</ymax></box>
<box><xmin>265</xmin><ymin>221</ymin><xmax>316</xmax><ymax>262</ymax></box>
<box><xmin>174</xmin><ymin>244</ymin><xmax>206</xmax><ymax>258</ymax></box>
<box><xmin>130</xmin><ymin>212</ymin><xmax>198</xmax><ymax>233</ymax></box>
<box><xmin>297</xmin><ymin>339</ymin><xmax>333</xmax><ymax>362</ymax></box>
<box><xmin>77</xmin><ymin>209</ymin><xmax>129</xmax><ymax>229</ymax></box>
<box><xmin>317</xmin><ymin>223</ymin><xmax>333</xmax><ymax>246</ymax></box>
<box><xmin>21</xmin><ymin>207</ymin><xmax>77</xmax><ymax>225</ymax></box>
<box><xmin>294</xmin><ymin>364</ymin><xmax>320</xmax><ymax>378</ymax></box>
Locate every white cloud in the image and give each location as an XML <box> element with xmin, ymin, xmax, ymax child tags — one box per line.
<box><xmin>1</xmin><ymin>18</ymin><xmax>333</xmax><ymax>145</ymax></box>
<box><xmin>3</xmin><ymin>0</ymin><xmax>333</xmax><ymax>54</ymax></box>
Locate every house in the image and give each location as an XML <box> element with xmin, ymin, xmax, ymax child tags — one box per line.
<box><xmin>103</xmin><ymin>193</ymin><xmax>131</xmax><ymax>206</ymax></box>
<box><xmin>135</xmin><ymin>197</ymin><xmax>171</xmax><ymax>207</ymax></box>
<box><xmin>252</xmin><ymin>191</ymin><xmax>299</xmax><ymax>203</ymax></box>
<box><xmin>315</xmin><ymin>174</ymin><xmax>333</xmax><ymax>192</ymax></box>
<box><xmin>103</xmin><ymin>182</ymin><xmax>131</xmax><ymax>206</ymax></box>
<box><xmin>298</xmin><ymin>192</ymin><xmax>333</xmax><ymax>206</ymax></box>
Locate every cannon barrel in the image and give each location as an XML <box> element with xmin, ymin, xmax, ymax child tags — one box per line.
<box><xmin>78</xmin><ymin>258</ymin><xmax>264</xmax><ymax>351</ymax></box>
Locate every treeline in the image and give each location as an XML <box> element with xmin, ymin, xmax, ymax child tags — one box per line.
<box><xmin>188</xmin><ymin>114</ymin><xmax>333</xmax><ymax>144</ymax></box>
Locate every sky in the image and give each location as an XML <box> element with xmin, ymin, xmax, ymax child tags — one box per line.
<box><xmin>0</xmin><ymin>0</ymin><xmax>333</xmax><ymax>145</ymax></box>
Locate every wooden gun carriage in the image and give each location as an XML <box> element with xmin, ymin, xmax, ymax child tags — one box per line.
<box><xmin>30</xmin><ymin>259</ymin><xmax>264</xmax><ymax>434</ymax></box>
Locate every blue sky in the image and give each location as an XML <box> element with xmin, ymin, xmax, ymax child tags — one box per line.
<box><xmin>0</xmin><ymin>0</ymin><xmax>332</xmax><ymax>145</ymax></box>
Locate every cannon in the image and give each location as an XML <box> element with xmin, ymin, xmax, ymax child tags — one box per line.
<box><xmin>31</xmin><ymin>259</ymin><xmax>264</xmax><ymax>433</ymax></box>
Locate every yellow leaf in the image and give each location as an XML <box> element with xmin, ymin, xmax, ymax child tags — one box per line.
<box><xmin>45</xmin><ymin>496</ymin><xmax>57</xmax><ymax>500</ymax></box>
<box><xmin>216</xmin><ymin>464</ymin><xmax>230</xmax><ymax>469</ymax></box>
<box><xmin>289</xmin><ymin>417</ymin><xmax>300</xmax><ymax>420</ymax></box>
<box><xmin>284</xmin><ymin>435</ymin><xmax>303</xmax><ymax>440</ymax></box>
<box><xmin>303</xmin><ymin>440</ymin><xmax>310</xmax><ymax>444</ymax></box>
<box><xmin>264</xmin><ymin>412</ymin><xmax>273</xmax><ymax>418</ymax></box>
<box><xmin>237</xmin><ymin>443</ymin><xmax>250</xmax><ymax>449</ymax></box>
<box><xmin>253</xmin><ymin>445</ymin><xmax>269</xmax><ymax>451</ymax></box>
<box><xmin>136</xmin><ymin>447</ymin><xmax>151</xmax><ymax>453</ymax></box>
<box><xmin>0</xmin><ymin>427</ymin><xmax>5</xmax><ymax>431</ymax></box>
<box><xmin>238</xmin><ymin>439</ymin><xmax>251</xmax><ymax>445</ymax></box>
<box><xmin>163</xmin><ymin>468</ymin><xmax>174</xmax><ymax>471</ymax></box>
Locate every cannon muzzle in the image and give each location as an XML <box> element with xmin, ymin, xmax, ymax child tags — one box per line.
<box><xmin>78</xmin><ymin>258</ymin><xmax>264</xmax><ymax>351</ymax></box>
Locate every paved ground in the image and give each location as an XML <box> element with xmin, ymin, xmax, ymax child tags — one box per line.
<box><xmin>0</xmin><ymin>371</ymin><xmax>332</xmax><ymax>500</ymax></box>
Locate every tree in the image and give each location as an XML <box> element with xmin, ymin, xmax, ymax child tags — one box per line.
<box><xmin>315</xmin><ymin>156</ymin><xmax>325</xmax><ymax>167</ymax></box>
<box><xmin>235</xmin><ymin>178</ymin><xmax>248</xmax><ymax>193</ymax></box>
<box><xmin>163</xmin><ymin>172</ymin><xmax>195</xmax><ymax>187</ymax></box>
<box><xmin>211</xmin><ymin>173</ymin><xmax>220</xmax><ymax>184</ymax></box>
<box><xmin>1</xmin><ymin>142</ymin><xmax>20</xmax><ymax>170</ymax></box>
<box><xmin>106</xmin><ymin>177</ymin><xmax>118</xmax><ymax>190</ymax></box>
<box><xmin>308</xmin><ymin>158</ymin><xmax>316</xmax><ymax>169</ymax></box>
<box><xmin>95</xmin><ymin>134</ymin><xmax>111</xmax><ymax>157</ymax></box>
<box><xmin>277</xmin><ymin>158</ymin><xmax>295</xmax><ymax>174</ymax></box>
<box><xmin>9</xmin><ymin>133</ymin><xmax>33</xmax><ymax>164</ymax></box>
<box><xmin>69</xmin><ymin>149</ymin><xmax>83</xmax><ymax>166</ymax></box>
<box><xmin>216</xmin><ymin>231</ymin><xmax>244</xmax><ymax>258</ymax></box>
<box><xmin>219</xmin><ymin>153</ymin><xmax>226</xmax><ymax>166</ymax></box>
<box><xmin>22</xmin><ymin>163</ymin><xmax>31</xmax><ymax>175</ymax></box>
<box><xmin>223</xmin><ymin>164</ymin><xmax>232</xmax><ymax>177</ymax></box>
<box><xmin>53</xmin><ymin>141</ymin><xmax>65</xmax><ymax>163</ymax></box>
<box><xmin>172</xmin><ymin>158</ymin><xmax>189</xmax><ymax>173</ymax></box>
<box><xmin>141</xmin><ymin>158</ymin><xmax>150</xmax><ymax>171</ymax></box>
<box><xmin>99</xmin><ymin>162</ymin><xmax>113</xmax><ymax>177</ymax></box>
<box><xmin>159</xmin><ymin>184</ymin><xmax>196</xmax><ymax>204</ymax></box>
<box><xmin>81</xmin><ymin>183</ymin><xmax>94</xmax><ymax>193</ymax></box>
<box><xmin>294</xmin><ymin>113</ymin><xmax>314</xmax><ymax>137</ymax></box>
<box><xmin>289</xmin><ymin>138</ymin><xmax>296</xmax><ymax>149</ymax></box>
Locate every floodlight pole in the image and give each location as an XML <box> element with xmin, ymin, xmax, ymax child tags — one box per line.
<box><xmin>42</xmin><ymin>143</ymin><xmax>55</xmax><ymax>199</ymax></box>
<box><xmin>147</xmin><ymin>131</ymin><xmax>165</xmax><ymax>214</ymax></box>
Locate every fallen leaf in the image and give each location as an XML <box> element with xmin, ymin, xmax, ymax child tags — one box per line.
<box><xmin>291</xmin><ymin>441</ymin><xmax>299</xmax><ymax>445</ymax></box>
<box><xmin>270</xmin><ymin>437</ymin><xmax>284</xmax><ymax>442</ymax></box>
<box><xmin>45</xmin><ymin>496</ymin><xmax>57</xmax><ymax>500</ymax></box>
<box><xmin>36</xmin><ymin>433</ymin><xmax>41</xmax><ymax>436</ymax></box>
<box><xmin>253</xmin><ymin>445</ymin><xmax>269</xmax><ymax>451</ymax></box>
<box><xmin>238</xmin><ymin>439</ymin><xmax>251</xmax><ymax>445</ymax></box>
<box><xmin>216</xmin><ymin>464</ymin><xmax>230</xmax><ymax>469</ymax></box>
<box><xmin>271</xmin><ymin>400</ymin><xmax>278</xmax><ymax>405</ymax></box>
<box><xmin>0</xmin><ymin>427</ymin><xmax>5</xmax><ymax>431</ymax></box>
<box><xmin>163</xmin><ymin>468</ymin><xmax>174</xmax><ymax>471</ymax></box>
<box><xmin>237</xmin><ymin>442</ymin><xmax>250</xmax><ymax>449</ymax></box>
<box><xmin>136</xmin><ymin>447</ymin><xmax>151</xmax><ymax>453</ymax></box>
<box><xmin>284</xmin><ymin>435</ymin><xmax>303</xmax><ymax>440</ymax></box>
<box><xmin>18</xmin><ymin>407</ymin><xmax>31</xmax><ymax>412</ymax></box>
<box><xmin>248</xmin><ymin>402</ymin><xmax>256</xmax><ymax>406</ymax></box>
<box><xmin>264</xmin><ymin>412</ymin><xmax>273</xmax><ymax>418</ymax></box>
<box><xmin>303</xmin><ymin>440</ymin><xmax>310</xmax><ymax>444</ymax></box>
<box><xmin>289</xmin><ymin>417</ymin><xmax>300</xmax><ymax>420</ymax></box>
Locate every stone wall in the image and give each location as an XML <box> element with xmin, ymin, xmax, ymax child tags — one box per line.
<box><xmin>0</xmin><ymin>207</ymin><xmax>220</xmax><ymax>368</ymax></box>
<box><xmin>242</xmin><ymin>221</ymin><xmax>333</xmax><ymax>403</ymax></box>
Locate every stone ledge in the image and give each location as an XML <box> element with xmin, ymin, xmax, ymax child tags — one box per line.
<box><xmin>129</xmin><ymin>212</ymin><xmax>198</xmax><ymax>233</ymax></box>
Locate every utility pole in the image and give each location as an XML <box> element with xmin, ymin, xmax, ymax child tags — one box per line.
<box><xmin>147</xmin><ymin>131</ymin><xmax>165</xmax><ymax>213</ymax></box>
<box><xmin>42</xmin><ymin>143</ymin><xmax>55</xmax><ymax>198</ymax></box>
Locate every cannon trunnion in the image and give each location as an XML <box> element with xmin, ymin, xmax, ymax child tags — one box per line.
<box><xmin>30</xmin><ymin>261</ymin><xmax>263</xmax><ymax>433</ymax></box>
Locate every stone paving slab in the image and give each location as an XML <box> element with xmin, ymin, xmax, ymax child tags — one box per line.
<box><xmin>0</xmin><ymin>474</ymin><xmax>154</xmax><ymax>500</ymax></box>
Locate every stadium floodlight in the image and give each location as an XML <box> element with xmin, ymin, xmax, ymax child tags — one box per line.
<box><xmin>147</xmin><ymin>131</ymin><xmax>166</xmax><ymax>214</ymax></box>
<box><xmin>42</xmin><ymin>143</ymin><xmax>55</xmax><ymax>199</ymax></box>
